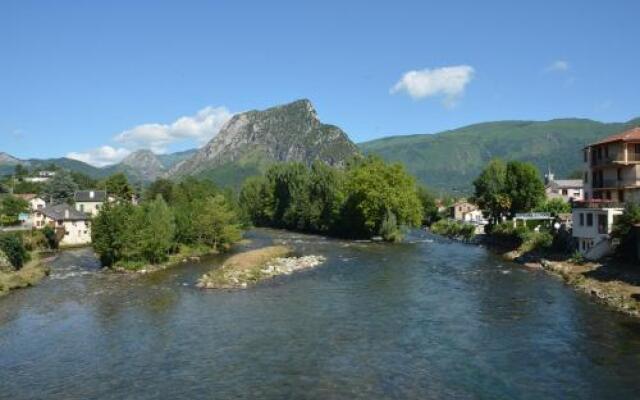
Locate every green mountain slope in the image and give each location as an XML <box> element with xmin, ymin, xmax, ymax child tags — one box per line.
<box><xmin>360</xmin><ymin>118</ymin><xmax>640</xmax><ymax>194</ymax></box>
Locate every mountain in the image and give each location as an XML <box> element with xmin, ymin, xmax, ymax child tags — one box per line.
<box><xmin>157</xmin><ymin>149</ymin><xmax>198</xmax><ymax>169</ymax></box>
<box><xmin>360</xmin><ymin>117</ymin><xmax>640</xmax><ymax>194</ymax></box>
<box><xmin>107</xmin><ymin>150</ymin><xmax>166</xmax><ymax>182</ymax></box>
<box><xmin>0</xmin><ymin>152</ymin><xmax>22</xmax><ymax>166</ymax></box>
<box><xmin>168</xmin><ymin>99</ymin><xmax>360</xmax><ymax>186</ymax></box>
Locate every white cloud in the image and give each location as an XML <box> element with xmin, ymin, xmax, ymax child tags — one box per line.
<box><xmin>390</xmin><ymin>65</ymin><xmax>475</xmax><ymax>107</ymax></box>
<box><xmin>67</xmin><ymin>146</ymin><xmax>131</xmax><ymax>167</ymax></box>
<box><xmin>545</xmin><ymin>60</ymin><xmax>570</xmax><ymax>73</ymax></box>
<box><xmin>114</xmin><ymin>106</ymin><xmax>232</xmax><ymax>153</ymax></box>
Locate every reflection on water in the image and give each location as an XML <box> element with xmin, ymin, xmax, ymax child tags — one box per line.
<box><xmin>1</xmin><ymin>229</ymin><xmax>640</xmax><ymax>399</ymax></box>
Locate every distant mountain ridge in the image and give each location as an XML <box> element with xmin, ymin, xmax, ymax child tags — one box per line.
<box><xmin>360</xmin><ymin>117</ymin><xmax>640</xmax><ymax>194</ymax></box>
<box><xmin>168</xmin><ymin>99</ymin><xmax>360</xmax><ymax>185</ymax></box>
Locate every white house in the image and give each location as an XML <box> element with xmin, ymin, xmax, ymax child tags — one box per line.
<box><xmin>15</xmin><ymin>194</ymin><xmax>46</xmax><ymax>211</ymax></box>
<box><xmin>544</xmin><ymin>170</ymin><xmax>584</xmax><ymax>203</ymax></box>
<box><xmin>23</xmin><ymin>170</ymin><xmax>56</xmax><ymax>183</ymax></box>
<box><xmin>572</xmin><ymin>205</ymin><xmax>623</xmax><ymax>259</ymax></box>
<box><xmin>74</xmin><ymin>190</ymin><xmax>107</xmax><ymax>217</ymax></box>
<box><xmin>33</xmin><ymin>204</ymin><xmax>91</xmax><ymax>246</ymax></box>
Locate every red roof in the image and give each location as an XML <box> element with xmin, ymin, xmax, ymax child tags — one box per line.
<box><xmin>589</xmin><ymin>126</ymin><xmax>640</xmax><ymax>147</ymax></box>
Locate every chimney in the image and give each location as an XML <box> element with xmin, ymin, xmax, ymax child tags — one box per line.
<box><xmin>90</xmin><ymin>191</ymin><xmax>95</xmax><ymax>199</ymax></box>
<box><xmin>64</xmin><ymin>209</ymin><xmax>70</xmax><ymax>219</ymax></box>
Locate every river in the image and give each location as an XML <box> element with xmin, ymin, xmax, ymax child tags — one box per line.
<box><xmin>1</xmin><ymin>228</ymin><xmax>640</xmax><ymax>399</ymax></box>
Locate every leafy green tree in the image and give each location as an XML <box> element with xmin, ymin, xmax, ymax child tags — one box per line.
<box><xmin>145</xmin><ymin>178</ymin><xmax>175</xmax><ymax>203</ymax></box>
<box><xmin>134</xmin><ymin>196</ymin><xmax>175</xmax><ymax>264</ymax></box>
<box><xmin>70</xmin><ymin>171</ymin><xmax>98</xmax><ymax>189</ymax></box>
<box><xmin>192</xmin><ymin>195</ymin><xmax>242</xmax><ymax>250</ymax></box>
<box><xmin>342</xmin><ymin>156</ymin><xmax>422</xmax><ymax>239</ymax></box>
<box><xmin>42</xmin><ymin>225</ymin><xmax>59</xmax><ymax>250</ymax></box>
<box><xmin>505</xmin><ymin>161</ymin><xmax>545</xmax><ymax>214</ymax></box>
<box><xmin>1</xmin><ymin>195</ymin><xmax>29</xmax><ymax>221</ymax></box>
<box><xmin>417</xmin><ymin>185</ymin><xmax>439</xmax><ymax>225</ymax></box>
<box><xmin>0</xmin><ymin>233</ymin><xmax>30</xmax><ymax>269</ymax></box>
<box><xmin>239</xmin><ymin>176</ymin><xmax>275</xmax><ymax>226</ymax></box>
<box><xmin>92</xmin><ymin>201</ymin><xmax>136</xmax><ymax>267</ymax></box>
<box><xmin>40</xmin><ymin>170</ymin><xmax>79</xmax><ymax>205</ymax></box>
<box><xmin>14</xmin><ymin>164</ymin><xmax>28</xmax><ymax>178</ymax></box>
<box><xmin>612</xmin><ymin>202</ymin><xmax>640</xmax><ymax>259</ymax></box>
<box><xmin>536</xmin><ymin>198</ymin><xmax>571</xmax><ymax>216</ymax></box>
<box><xmin>473</xmin><ymin>159</ymin><xmax>510</xmax><ymax>224</ymax></box>
<box><xmin>104</xmin><ymin>173</ymin><xmax>133</xmax><ymax>201</ymax></box>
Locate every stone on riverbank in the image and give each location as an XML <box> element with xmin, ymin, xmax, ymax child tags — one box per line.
<box><xmin>197</xmin><ymin>246</ymin><xmax>325</xmax><ymax>289</ymax></box>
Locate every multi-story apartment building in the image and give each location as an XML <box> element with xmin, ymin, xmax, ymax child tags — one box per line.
<box><xmin>573</xmin><ymin>127</ymin><xmax>640</xmax><ymax>258</ymax></box>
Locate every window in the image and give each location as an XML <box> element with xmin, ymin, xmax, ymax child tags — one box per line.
<box><xmin>606</xmin><ymin>191</ymin><xmax>611</xmax><ymax>200</ymax></box>
<box><xmin>587</xmin><ymin>213</ymin><xmax>593</xmax><ymax>227</ymax></box>
<box><xmin>584</xmin><ymin>172</ymin><xmax>588</xmax><ymax>183</ymax></box>
<box><xmin>619</xmin><ymin>190</ymin><xmax>625</xmax><ymax>203</ymax></box>
<box><xmin>635</xmin><ymin>144</ymin><xmax>640</xmax><ymax>154</ymax></box>
<box><xmin>562</xmin><ymin>189</ymin><xmax>568</xmax><ymax>195</ymax></box>
<box><xmin>617</xmin><ymin>168</ymin><xmax>622</xmax><ymax>181</ymax></box>
<box><xmin>598</xmin><ymin>214</ymin><xmax>607</xmax><ymax>234</ymax></box>
<box><xmin>579</xmin><ymin>213</ymin><xmax>584</xmax><ymax>226</ymax></box>
<box><xmin>79</xmin><ymin>204</ymin><xmax>84</xmax><ymax>212</ymax></box>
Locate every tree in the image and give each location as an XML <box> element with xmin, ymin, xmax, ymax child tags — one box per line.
<box><xmin>91</xmin><ymin>201</ymin><xmax>135</xmax><ymax>267</ymax></box>
<box><xmin>612</xmin><ymin>202</ymin><xmax>640</xmax><ymax>259</ymax></box>
<box><xmin>473</xmin><ymin>159</ymin><xmax>510</xmax><ymax>224</ymax></box>
<box><xmin>1</xmin><ymin>195</ymin><xmax>29</xmax><ymax>221</ymax></box>
<box><xmin>71</xmin><ymin>171</ymin><xmax>98</xmax><ymax>189</ymax></box>
<box><xmin>42</xmin><ymin>225</ymin><xmax>59</xmax><ymax>250</ymax></box>
<box><xmin>417</xmin><ymin>185</ymin><xmax>439</xmax><ymax>225</ymax></box>
<box><xmin>192</xmin><ymin>195</ymin><xmax>242</xmax><ymax>250</ymax></box>
<box><xmin>14</xmin><ymin>164</ymin><xmax>28</xmax><ymax>178</ymax></box>
<box><xmin>104</xmin><ymin>173</ymin><xmax>133</xmax><ymax>201</ymax></box>
<box><xmin>40</xmin><ymin>170</ymin><xmax>79</xmax><ymax>205</ymax></box>
<box><xmin>342</xmin><ymin>156</ymin><xmax>422</xmax><ymax>239</ymax></box>
<box><xmin>0</xmin><ymin>233</ymin><xmax>29</xmax><ymax>269</ymax></box>
<box><xmin>145</xmin><ymin>178</ymin><xmax>175</xmax><ymax>203</ymax></box>
<box><xmin>505</xmin><ymin>161</ymin><xmax>545</xmax><ymax>214</ymax></box>
<box><xmin>536</xmin><ymin>198</ymin><xmax>571</xmax><ymax>216</ymax></box>
<box><xmin>134</xmin><ymin>196</ymin><xmax>175</xmax><ymax>264</ymax></box>
<box><xmin>239</xmin><ymin>176</ymin><xmax>275</xmax><ymax>226</ymax></box>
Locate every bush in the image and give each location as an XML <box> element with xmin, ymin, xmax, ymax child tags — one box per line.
<box><xmin>0</xmin><ymin>233</ymin><xmax>30</xmax><ymax>270</ymax></box>
<box><xmin>489</xmin><ymin>222</ymin><xmax>553</xmax><ymax>253</ymax></box>
<box><xmin>430</xmin><ymin>219</ymin><xmax>476</xmax><ymax>241</ymax></box>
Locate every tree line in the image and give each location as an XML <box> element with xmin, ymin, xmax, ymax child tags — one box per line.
<box><xmin>239</xmin><ymin>156</ymin><xmax>430</xmax><ymax>241</ymax></box>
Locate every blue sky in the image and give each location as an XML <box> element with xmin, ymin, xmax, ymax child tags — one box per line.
<box><xmin>1</xmin><ymin>0</ymin><xmax>639</xmax><ymax>165</ymax></box>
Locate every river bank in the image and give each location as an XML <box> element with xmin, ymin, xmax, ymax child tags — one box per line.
<box><xmin>0</xmin><ymin>252</ymin><xmax>54</xmax><ymax>297</ymax></box>
<box><xmin>451</xmin><ymin>231</ymin><xmax>640</xmax><ymax>318</ymax></box>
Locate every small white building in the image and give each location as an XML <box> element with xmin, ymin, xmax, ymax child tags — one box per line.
<box><xmin>15</xmin><ymin>194</ymin><xmax>46</xmax><ymax>211</ymax></box>
<box><xmin>572</xmin><ymin>204</ymin><xmax>623</xmax><ymax>259</ymax></box>
<box><xmin>74</xmin><ymin>190</ymin><xmax>107</xmax><ymax>217</ymax></box>
<box><xmin>33</xmin><ymin>204</ymin><xmax>91</xmax><ymax>246</ymax></box>
<box><xmin>544</xmin><ymin>170</ymin><xmax>584</xmax><ymax>203</ymax></box>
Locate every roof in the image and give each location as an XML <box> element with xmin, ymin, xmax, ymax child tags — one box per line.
<box><xmin>74</xmin><ymin>190</ymin><xmax>107</xmax><ymax>203</ymax></box>
<box><xmin>588</xmin><ymin>126</ymin><xmax>640</xmax><ymax>147</ymax></box>
<box><xmin>41</xmin><ymin>204</ymin><xmax>89</xmax><ymax>221</ymax></box>
<box><xmin>547</xmin><ymin>179</ymin><xmax>583</xmax><ymax>189</ymax></box>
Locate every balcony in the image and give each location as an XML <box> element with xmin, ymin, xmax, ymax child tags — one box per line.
<box><xmin>592</xmin><ymin>179</ymin><xmax>622</xmax><ymax>189</ymax></box>
<box><xmin>573</xmin><ymin>200</ymin><xmax>625</xmax><ymax>209</ymax></box>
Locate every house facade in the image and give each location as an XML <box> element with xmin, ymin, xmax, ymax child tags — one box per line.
<box><xmin>544</xmin><ymin>170</ymin><xmax>584</xmax><ymax>202</ymax></box>
<box><xmin>450</xmin><ymin>201</ymin><xmax>484</xmax><ymax>222</ymax></box>
<box><xmin>15</xmin><ymin>194</ymin><xmax>46</xmax><ymax>211</ymax></box>
<box><xmin>571</xmin><ymin>127</ymin><xmax>640</xmax><ymax>258</ymax></box>
<box><xmin>33</xmin><ymin>204</ymin><xmax>91</xmax><ymax>246</ymax></box>
<box><xmin>74</xmin><ymin>190</ymin><xmax>107</xmax><ymax>217</ymax></box>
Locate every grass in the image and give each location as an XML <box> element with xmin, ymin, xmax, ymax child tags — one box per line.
<box><xmin>0</xmin><ymin>252</ymin><xmax>50</xmax><ymax>297</ymax></box>
<box><xmin>113</xmin><ymin>243</ymin><xmax>219</xmax><ymax>272</ymax></box>
<box><xmin>198</xmin><ymin>245</ymin><xmax>292</xmax><ymax>289</ymax></box>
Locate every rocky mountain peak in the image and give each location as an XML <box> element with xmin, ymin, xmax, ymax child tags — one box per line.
<box><xmin>168</xmin><ymin>99</ymin><xmax>359</xmax><ymax>179</ymax></box>
<box><xmin>120</xmin><ymin>149</ymin><xmax>165</xmax><ymax>181</ymax></box>
<box><xmin>0</xmin><ymin>152</ymin><xmax>22</xmax><ymax>165</ymax></box>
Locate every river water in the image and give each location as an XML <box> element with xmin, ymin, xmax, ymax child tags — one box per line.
<box><xmin>1</xmin><ymin>228</ymin><xmax>640</xmax><ymax>399</ymax></box>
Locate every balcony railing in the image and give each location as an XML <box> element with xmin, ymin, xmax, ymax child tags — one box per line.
<box><xmin>573</xmin><ymin>200</ymin><xmax>625</xmax><ymax>209</ymax></box>
<box><xmin>592</xmin><ymin>179</ymin><xmax>621</xmax><ymax>189</ymax></box>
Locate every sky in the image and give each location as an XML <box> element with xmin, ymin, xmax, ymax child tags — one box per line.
<box><xmin>1</xmin><ymin>0</ymin><xmax>639</xmax><ymax>166</ymax></box>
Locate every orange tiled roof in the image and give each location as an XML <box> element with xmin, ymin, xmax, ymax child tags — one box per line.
<box><xmin>589</xmin><ymin>126</ymin><xmax>640</xmax><ymax>146</ymax></box>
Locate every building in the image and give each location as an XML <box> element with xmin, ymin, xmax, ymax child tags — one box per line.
<box><xmin>572</xmin><ymin>206</ymin><xmax>623</xmax><ymax>259</ymax></box>
<box><xmin>544</xmin><ymin>169</ymin><xmax>584</xmax><ymax>202</ymax></box>
<box><xmin>582</xmin><ymin>127</ymin><xmax>640</xmax><ymax>203</ymax></box>
<box><xmin>33</xmin><ymin>204</ymin><xmax>91</xmax><ymax>246</ymax></box>
<box><xmin>15</xmin><ymin>193</ymin><xmax>46</xmax><ymax>211</ymax></box>
<box><xmin>23</xmin><ymin>170</ymin><xmax>56</xmax><ymax>183</ymax></box>
<box><xmin>449</xmin><ymin>201</ymin><xmax>484</xmax><ymax>222</ymax></box>
<box><xmin>74</xmin><ymin>190</ymin><xmax>107</xmax><ymax>217</ymax></box>
<box><xmin>571</xmin><ymin>127</ymin><xmax>640</xmax><ymax>258</ymax></box>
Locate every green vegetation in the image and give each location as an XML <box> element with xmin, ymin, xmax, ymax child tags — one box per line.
<box><xmin>430</xmin><ymin>219</ymin><xmax>476</xmax><ymax>241</ymax></box>
<box><xmin>40</xmin><ymin>169</ymin><xmax>79</xmax><ymax>204</ymax></box>
<box><xmin>490</xmin><ymin>222</ymin><xmax>553</xmax><ymax>254</ymax></box>
<box><xmin>0</xmin><ymin>195</ymin><xmax>29</xmax><ymax>225</ymax></box>
<box><xmin>0</xmin><ymin>233</ymin><xmax>30</xmax><ymax>270</ymax></box>
<box><xmin>611</xmin><ymin>202</ymin><xmax>640</xmax><ymax>260</ymax></box>
<box><xmin>103</xmin><ymin>172</ymin><xmax>134</xmax><ymax>201</ymax></box>
<box><xmin>473</xmin><ymin>159</ymin><xmax>545</xmax><ymax>224</ymax></box>
<box><xmin>535</xmin><ymin>198</ymin><xmax>572</xmax><ymax>215</ymax></box>
<box><xmin>239</xmin><ymin>156</ymin><xmax>423</xmax><ymax>241</ymax></box>
<box><xmin>360</xmin><ymin>118</ymin><xmax>640</xmax><ymax>193</ymax></box>
<box><xmin>92</xmin><ymin>177</ymin><xmax>242</xmax><ymax>270</ymax></box>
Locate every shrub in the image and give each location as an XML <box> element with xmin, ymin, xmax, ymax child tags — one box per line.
<box><xmin>0</xmin><ymin>233</ymin><xmax>30</xmax><ymax>270</ymax></box>
<box><xmin>431</xmin><ymin>219</ymin><xmax>476</xmax><ymax>241</ymax></box>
